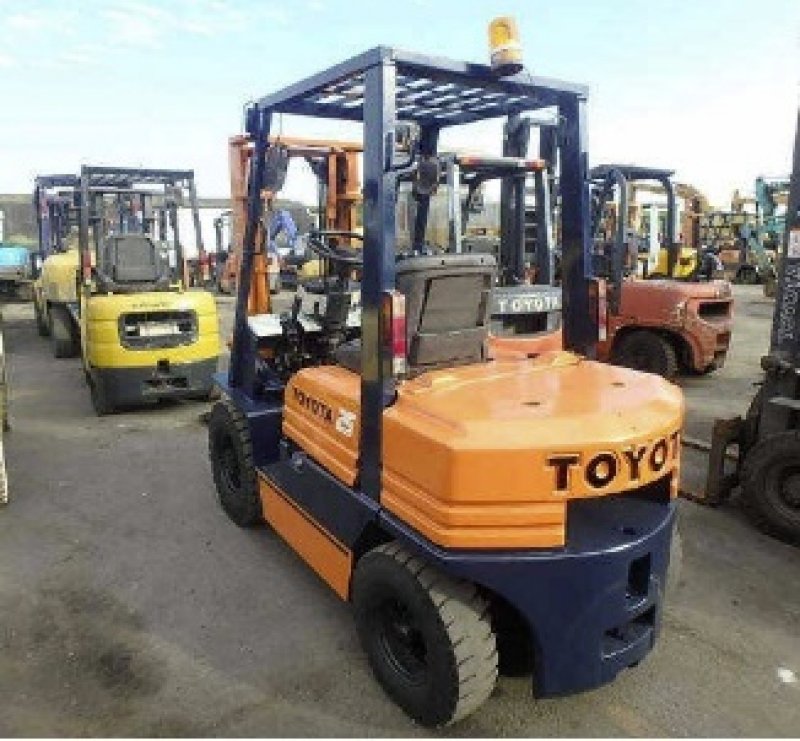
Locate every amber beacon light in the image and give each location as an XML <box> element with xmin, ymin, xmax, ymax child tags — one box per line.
<box><xmin>488</xmin><ymin>16</ymin><xmax>523</xmax><ymax>76</ymax></box>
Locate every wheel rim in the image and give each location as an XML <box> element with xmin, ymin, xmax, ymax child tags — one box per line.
<box><xmin>765</xmin><ymin>465</ymin><xmax>800</xmax><ymax>525</ymax></box>
<box><xmin>377</xmin><ymin>598</ymin><xmax>428</xmax><ymax>685</ymax></box>
<box><xmin>217</xmin><ymin>431</ymin><xmax>242</xmax><ymax>492</ymax></box>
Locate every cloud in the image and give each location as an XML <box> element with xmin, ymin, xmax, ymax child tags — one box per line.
<box><xmin>102</xmin><ymin>6</ymin><xmax>165</xmax><ymax>48</ymax></box>
<box><xmin>6</xmin><ymin>11</ymin><xmax>46</xmax><ymax>31</ymax></box>
<box><xmin>0</xmin><ymin>53</ymin><xmax>15</xmax><ymax>68</ymax></box>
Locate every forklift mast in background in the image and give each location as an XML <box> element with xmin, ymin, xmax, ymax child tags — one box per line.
<box><xmin>73</xmin><ymin>167</ymin><xmax>206</xmax><ymax>289</ymax></box>
<box><xmin>224</xmin><ymin>134</ymin><xmax>363</xmax><ymax>312</ymax></box>
<box><xmin>500</xmin><ymin>113</ymin><xmax>556</xmax><ymax>286</ymax></box>
<box><xmin>33</xmin><ymin>175</ymin><xmax>81</xmax><ymax>262</ymax></box>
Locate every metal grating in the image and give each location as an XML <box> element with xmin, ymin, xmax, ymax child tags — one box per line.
<box><xmin>257</xmin><ymin>47</ymin><xmax>587</xmax><ymax>127</ymax></box>
<box><xmin>81</xmin><ymin>167</ymin><xmax>195</xmax><ymax>189</ymax></box>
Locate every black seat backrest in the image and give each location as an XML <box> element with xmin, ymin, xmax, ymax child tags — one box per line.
<box><xmin>395</xmin><ymin>253</ymin><xmax>495</xmax><ymax>372</ymax></box>
<box><xmin>96</xmin><ymin>235</ymin><xmax>171</xmax><ymax>293</ymax></box>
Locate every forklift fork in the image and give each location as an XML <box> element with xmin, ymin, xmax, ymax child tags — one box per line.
<box><xmin>683</xmin><ymin>416</ymin><xmax>742</xmax><ymax>505</ymax></box>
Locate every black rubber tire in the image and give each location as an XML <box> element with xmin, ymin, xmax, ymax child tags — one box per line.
<box><xmin>611</xmin><ymin>330</ymin><xmax>678</xmax><ymax>379</ymax></box>
<box><xmin>49</xmin><ymin>305</ymin><xmax>79</xmax><ymax>358</ymax></box>
<box><xmin>34</xmin><ymin>299</ymin><xmax>50</xmax><ymax>337</ymax></box>
<box><xmin>353</xmin><ymin>542</ymin><xmax>498</xmax><ymax>727</ymax></box>
<box><xmin>735</xmin><ymin>264</ymin><xmax>759</xmax><ymax>285</ymax></box>
<box><xmin>740</xmin><ymin>431</ymin><xmax>800</xmax><ymax>543</ymax></box>
<box><xmin>89</xmin><ymin>378</ymin><xmax>114</xmax><ymax>416</ymax></box>
<box><xmin>208</xmin><ymin>397</ymin><xmax>261</xmax><ymax>527</ymax></box>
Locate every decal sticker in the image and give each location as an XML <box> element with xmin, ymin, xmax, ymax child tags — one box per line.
<box><xmin>335</xmin><ymin>409</ymin><xmax>356</xmax><ymax>438</ymax></box>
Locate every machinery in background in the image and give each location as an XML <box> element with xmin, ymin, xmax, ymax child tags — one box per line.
<box><xmin>625</xmin><ymin>177</ymin><xmax>711</xmax><ymax>279</ymax></box>
<box><xmin>207</xmin><ymin>38</ymin><xmax>682</xmax><ymax>726</ymax></box>
<box><xmin>591</xmin><ymin>165</ymin><xmax>734</xmax><ymax>378</ymax></box>
<box><xmin>702</xmin><ymin>110</ymin><xmax>800</xmax><ymax>543</ymax></box>
<box><xmin>0</xmin><ymin>242</ymin><xmax>34</xmax><ymax>300</ymax></box>
<box><xmin>219</xmin><ymin>135</ymin><xmax>362</xmax><ymax>296</ymax></box>
<box><xmin>698</xmin><ymin>177</ymin><xmax>788</xmax><ymax>288</ymax></box>
<box><xmin>69</xmin><ymin>166</ymin><xmax>220</xmax><ymax>414</ymax></box>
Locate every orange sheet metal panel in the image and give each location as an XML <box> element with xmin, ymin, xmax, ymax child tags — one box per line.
<box><xmin>488</xmin><ymin>327</ymin><xmax>563</xmax><ymax>359</ymax></box>
<box><xmin>282</xmin><ymin>366</ymin><xmax>361</xmax><ymax>487</ymax></box>
<box><xmin>381</xmin><ymin>352</ymin><xmax>683</xmax><ymax>549</ymax></box>
<box><xmin>259</xmin><ymin>475</ymin><xmax>352</xmax><ymax>600</ymax></box>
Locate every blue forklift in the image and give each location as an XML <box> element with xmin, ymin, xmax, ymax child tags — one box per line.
<box><xmin>207</xmin><ymin>37</ymin><xmax>683</xmax><ymax>725</ymax></box>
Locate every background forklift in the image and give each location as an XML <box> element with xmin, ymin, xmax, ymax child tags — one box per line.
<box><xmin>590</xmin><ymin>165</ymin><xmax>734</xmax><ymax>378</ymax></box>
<box><xmin>207</xmin><ymin>32</ymin><xmax>683</xmax><ymax>727</ymax></box>
<box><xmin>74</xmin><ymin>166</ymin><xmax>220</xmax><ymax>414</ymax></box>
<box><xmin>219</xmin><ymin>134</ymin><xmax>362</xmax><ymax>295</ymax></box>
<box><xmin>702</xmin><ymin>109</ymin><xmax>800</xmax><ymax>543</ymax></box>
<box><xmin>32</xmin><ymin>174</ymin><xmax>84</xmax><ymax>356</ymax></box>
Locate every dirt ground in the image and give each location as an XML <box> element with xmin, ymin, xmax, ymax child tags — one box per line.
<box><xmin>0</xmin><ymin>286</ymin><xmax>798</xmax><ymax>736</ymax></box>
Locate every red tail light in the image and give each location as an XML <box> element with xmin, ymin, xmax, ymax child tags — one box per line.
<box><xmin>82</xmin><ymin>252</ymin><xmax>92</xmax><ymax>282</ymax></box>
<box><xmin>589</xmin><ymin>278</ymin><xmax>608</xmax><ymax>342</ymax></box>
<box><xmin>382</xmin><ymin>289</ymin><xmax>407</xmax><ymax>377</ymax></box>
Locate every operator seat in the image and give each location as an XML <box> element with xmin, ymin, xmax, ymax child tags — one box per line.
<box><xmin>95</xmin><ymin>234</ymin><xmax>171</xmax><ymax>293</ymax></box>
<box><xmin>334</xmin><ymin>253</ymin><xmax>495</xmax><ymax>376</ymax></box>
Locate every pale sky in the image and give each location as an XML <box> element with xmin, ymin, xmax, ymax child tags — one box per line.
<box><xmin>0</xmin><ymin>0</ymin><xmax>798</xmax><ymax>208</ymax></box>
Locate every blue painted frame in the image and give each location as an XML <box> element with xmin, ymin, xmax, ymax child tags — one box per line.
<box><xmin>231</xmin><ymin>45</ymin><xmax>595</xmax><ymax>500</ymax></box>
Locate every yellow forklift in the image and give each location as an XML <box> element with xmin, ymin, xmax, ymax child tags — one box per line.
<box><xmin>208</xmin><ymin>31</ymin><xmax>684</xmax><ymax>726</ymax></box>
<box><xmin>75</xmin><ymin>166</ymin><xmax>220</xmax><ymax>414</ymax></box>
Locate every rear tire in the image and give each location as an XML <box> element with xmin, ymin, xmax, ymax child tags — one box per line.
<box><xmin>208</xmin><ymin>397</ymin><xmax>261</xmax><ymax>527</ymax></box>
<box><xmin>611</xmin><ymin>330</ymin><xmax>678</xmax><ymax>379</ymax></box>
<box><xmin>49</xmin><ymin>305</ymin><xmax>78</xmax><ymax>358</ymax></box>
<box><xmin>740</xmin><ymin>431</ymin><xmax>800</xmax><ymax>543</ymax></box>
<box><xmin>34</xmin><ymin>299</ymin><xmax>50</xmax><ymax>337</ymax></box>
<box><xmin>353</xmin><ymin>542</ymin><xmax>498</xmax><ymax>727</ymax></box>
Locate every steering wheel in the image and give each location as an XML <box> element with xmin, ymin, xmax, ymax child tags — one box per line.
<box><xmin>307</xmin><ymin>230</ymin><xmax>364</xmax><ymax>266</ymax></box>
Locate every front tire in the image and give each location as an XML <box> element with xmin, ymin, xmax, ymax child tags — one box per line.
<box><xmin>740</xmin><ymin>431</ymin><xmax>800</xmax><ymax>543</ymax></box>
<box><xmin>208</xmin><ymin>397</ymin><xmax>261</xmax><ymax>527</ymax></box>
<box><xmin>34</xmin><ymin>299</ymin><xmax>50</xmax><ymax>337</ymax></box>
<box><xmin>611</xmin><ymin>330</ymin><xmax>678</xmax><ymax>379</ymax></box>
<box><xmin>353</xmin><ymin>542</ymin><xmax>498</xmax><ymax>727</ymax></box>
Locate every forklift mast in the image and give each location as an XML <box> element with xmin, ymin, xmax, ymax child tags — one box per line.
<box><xmin>590</xmin><ymin>165</ymin><xmax>679</xmax><ymax>285</ymax></box>
<box><xmin>33</xmin><ymin>175</ymin><xmax>81</xmax><ymax>262</ymax></box>
<box><xmin>226</xmin><ymin>134</ymin><xmax>363</xmax><ymax>313</ymax></box>
<box><xmin>767</xmin><ymin>109</ymin><xmax>800</xmax><ymax>367</ymax></box>
<box><xmin>499</xmin><ymin>114</ymin><xmax>556</xmax><ymax>286</ymax></box>
<box><xmin>75</xmin><ymin>166</ymin><xmax>204</xmax><ymax>289</ymax></box>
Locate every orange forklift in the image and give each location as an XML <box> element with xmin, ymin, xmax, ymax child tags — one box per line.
<box><xmin>207</xmin><ymin>38</ymin><xmax>683</xmax><ymax>726</ymax></box>
<box><xmin>218</xmin><ymin>134</ymin><xmax>362</xmax><ymax>295</ymax></box>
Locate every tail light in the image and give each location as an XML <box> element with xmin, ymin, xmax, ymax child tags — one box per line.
<box><xmin>81</xmin><ymin>252</ymin><xmax>92</xmax><ymax>282</ymax></box>
<box><xmin>589</xmin><ymin>278</ymin><xmax>608</xmax><ymax>342</ymax></box>
<box><xmin>382</xmin><ymin>289</ymin><xmax>407</xmax><ymax>377</ymax></box>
